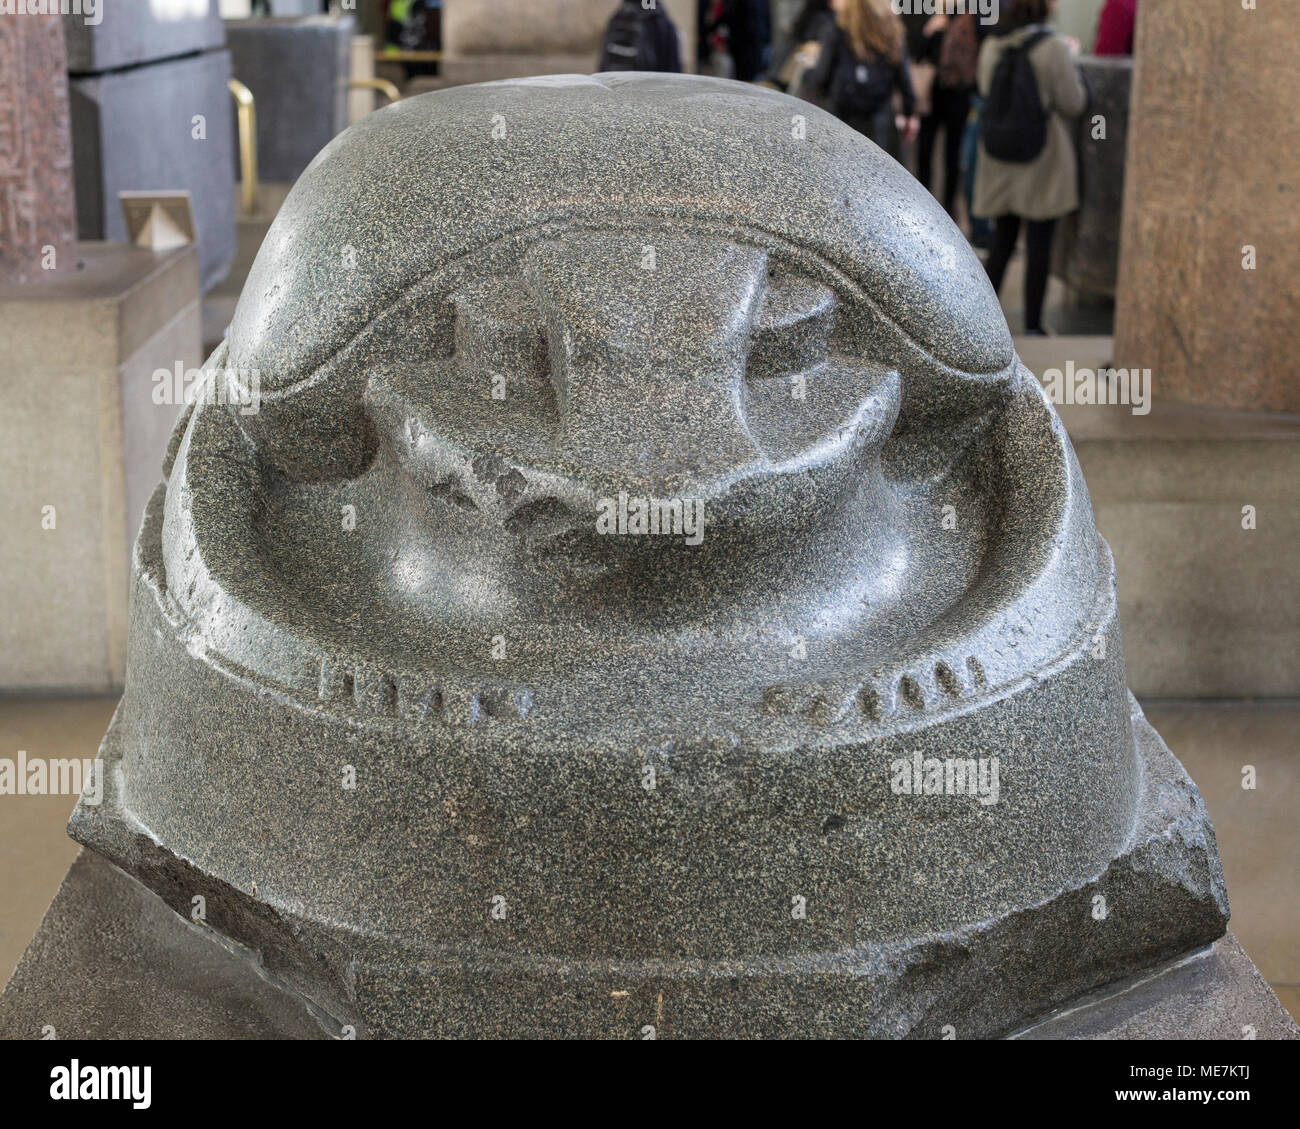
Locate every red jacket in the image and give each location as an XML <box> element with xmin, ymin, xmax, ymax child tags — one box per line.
<box><xmin>1094</xmin><ymin>0</ymin><xmax>1137</xmax><ymax>56</ymax></box>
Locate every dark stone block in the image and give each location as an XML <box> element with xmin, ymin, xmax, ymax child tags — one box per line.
<box><xmin>1052</xmin><ymin>55</ymin><xmax>1132</xmax><ymax>299</ymax></box>
<box><xmin>225</xmin><ymin>15</ymin><xmax>355</xmax><ymax>185</ymax></box>
<box><xmin>62</xmin><ymin>0</ymin><xmax>225</xmax><ymax>74</ymax></box>
<box><xmin>70</xmin><ymin>49</ymin><xmax>235</xmax><ymax>292</ymax></box>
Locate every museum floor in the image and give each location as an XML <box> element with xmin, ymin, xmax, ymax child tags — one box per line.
<box><xmin>1</xmin><ymin>693</ymin><xmax>1296</xmax><ymax>1028</ymax></box>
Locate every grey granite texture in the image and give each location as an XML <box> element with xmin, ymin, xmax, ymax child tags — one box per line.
<box><xmin>225</xmin><ymin>16</ymin><xmax>356</xmax><ymax>185</ymax></box>
<box><xmin>48</xmin><ymin>74</ymin><xmax>1260</xmax><ymax>1037</ymax></box>
<box><xmin>63</xmin><ymin>0</ymin><xmax>225</xmax><ymax>74</ymax></box>
<box><xmin>70</xmin><ymin>49</ymin><xmax>236</xmax><ymax>292</ymax></box>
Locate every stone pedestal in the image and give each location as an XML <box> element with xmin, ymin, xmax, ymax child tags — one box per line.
<box><xmin>225</xmin><ymin>15</ymin><xmax>356</xmax><ymax>186</ymax></box>
<box><xmin>1051</xmin><ymin>56</ymin><xmax>1131</xmax><ymax>299</ymax></box>
<box><xmin>3</xmin><ymin>850</ymin><xmax>1293</xmax><ymax>1039</ymax></box>
<box><xmin>1114</xmin><ymin>0</ymin><xmax>1300</xmax><ymax>412</ymax></box>
<box><xmin>0</xmin><ymin>243</ymin><xmax>199</xmax><ymax>693</ymax></box>
<box><xmin>65</xmin><ymin>1</ymin><xmax>235</xmax><ymax>293</ymax></box>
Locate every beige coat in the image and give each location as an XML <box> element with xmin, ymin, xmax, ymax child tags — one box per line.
<box><xmin>972</xmin><ymin>27</ymin><xmax>1088</xmax><ymax>221</ymax></box>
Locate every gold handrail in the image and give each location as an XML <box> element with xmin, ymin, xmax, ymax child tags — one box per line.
<box><xmin>228</xmin><ymin>78</ymin><xmax>258</xmax><ymax>217</ymax></box>
<box><xmin>348</xmin><ymin>77</ymin><xmax>402</xmax><ymax>106</ymax></box>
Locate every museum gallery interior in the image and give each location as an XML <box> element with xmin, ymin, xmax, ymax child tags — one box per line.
<box><xmin>0</xmin><ymin>0</ymin><xmax>1297</xmax><ymax>1047</ymax></box>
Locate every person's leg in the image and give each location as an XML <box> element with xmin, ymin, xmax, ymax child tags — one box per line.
<box><xmin>984</xmin><ymin>213</ymin><xmax>1021</xmax><ymax>295</ymax></box>
<box><xmin>940</xmin><ymin>89</ymin><xmax>970</xmax><ymax>216</ymax></box>
<box><xmin>917</xmin><ymin>109</ymin><xmax>939</xmax><ymax>190</ymax></box>
<box><xmin>962</xmin><ymin>96</ymin><xmax>991</xmax><ymax>247</ymax></box>
<box><xmin>1023</xmin><ymin>218</ymin><xmax>1057</xmax><ymax>332</ymax></box>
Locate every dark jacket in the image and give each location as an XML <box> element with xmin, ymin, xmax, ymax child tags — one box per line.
<box><xmin>800</xmin><ymin>21</ymin><xmax>917</xmax><ymax>120</ymax></box>
<box><xmin>598</xmin><ymin>0</ymin><xmax>683</xmax><ymax>73</ymax></box>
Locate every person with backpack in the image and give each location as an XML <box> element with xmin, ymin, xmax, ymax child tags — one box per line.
<box><xmin>598</xmin><ymin>0</ymin><xmax>684</xmax><ymax>74</ymax></box>
<box><xmin>916</xmin><ymin>8</ymin><xmax>979</xmax><ymax>219</ymax></box>
<box><xmin>798</xmin><ymin>0</ymin><xmax>919</xmax><ymax>160</ymax></box>
<box><xmin>972</xmin><ymin>0</ymin><xmax>1086</xmax><ymax>336</ymax></box>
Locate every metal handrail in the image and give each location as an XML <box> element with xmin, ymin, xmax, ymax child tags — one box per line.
<box><xmin>228</xmin><ymin>78</ymin><xmax>258</xmax><ymax>217</ymax></box>
<box><xmin>348</xmin><ymin>77</ymin><xmax>402</xmax><ymax>106</ymax></box>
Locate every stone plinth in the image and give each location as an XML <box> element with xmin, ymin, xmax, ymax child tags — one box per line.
<box><xmin>225</xmin><ymin>16</ymin><xmax>356</xmax><ymax>186</ymax></box>
<box><xmin>0</xmin><ymin>15</ymin><xmax>78</xmax><ymax>284</ymax></box>
<box><xmin>1051</xmin><ymin>56</ymin><xmax>1131</xmax><ymax>298</ymax></box>
<box><xmin>0</xmin><ymin>242</ymin><xmax>199</xmax><ymax>693</ymax></box>
<box><xmin>1114</xmin><ymin>0</ymin><xmax>1300</xmax><ymax>412</ymax></box>
<box><xmin>62</xmin><ymin>0</ymin><xmax>224</xmax><ymax>74</ymax></box>
<box><xmin>3</xmin><ymin>850</ymin><xmax>1293</xmax><ymax>1039</ymax></box>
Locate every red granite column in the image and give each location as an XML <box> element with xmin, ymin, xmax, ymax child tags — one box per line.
<box><xmin>0</xmin><ymin>14</ymin><xmax>78</xmax><ymax>283</ymax></box>
<box><xmin>1114</xmin><ymin>0</ymin><xmax>1300</xmax><ymax>413</ymax></box>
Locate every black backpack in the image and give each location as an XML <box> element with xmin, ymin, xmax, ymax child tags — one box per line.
<box><xmin>981</xmin><ymin>28</ymin><xmax>1053</xmax><ymax>163</ymax></box>
<box><xmin>598</xmin><ymin>3</ymin><xmax>658</xmax><ymax>72</ymax></box>
<box><xmin>829</xmin><ymin>38</ymin><xmax>893</xmax><ymax>119</ymax></box>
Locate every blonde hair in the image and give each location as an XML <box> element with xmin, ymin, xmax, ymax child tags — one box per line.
<box><xmin>836</xmin><ymin>0</ymin><xmax>904</xmax><ymax>65</ymax></box>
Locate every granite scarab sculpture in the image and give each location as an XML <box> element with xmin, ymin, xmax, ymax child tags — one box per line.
<box><xmin>72</xmin><ymin>74</ymin><xmax>1229</xmax><ymax>1038</ymax></box>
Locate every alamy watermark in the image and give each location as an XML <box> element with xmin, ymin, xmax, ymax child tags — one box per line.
<box><xmin>1040</xmin><ymin>361</ymin><xmax>1151</xmax><ymax>416</ymax></box>
<box><xmin>891</xmin><ymin>752</ymin><xmax>1000</xmax><ymax>806</ymax></box>
<box><xmin>891</xmin><ymin>0</ymin><xmax>1000</xmax><ymax>26</ymax></box>
<box><xmin>596</xmin><ymin>492</ymin><xmax>705</xmax><ymax>545</ymax></box>
<box><xmin>0</xmin><ymin>751</ymin><xmax>103</xmax><ymax>806</ymax></box>
<box><xmin>152</xmin><ymin>361</ymin><xmax>261</xmax><ymax>415</ymax></box>
<box><xmin>0</xmin><ymin>0</ymin><xmax>101</xmax><ymax>25</ymax></box>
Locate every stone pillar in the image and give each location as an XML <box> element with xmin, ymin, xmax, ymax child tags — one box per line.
<box><xmin>1114</xmin><ymin>0</ymin><xmax>1300</xmax><ymax>412</ymax></box>
<box><xmin>0</xmin><ymin>15</ymin><xmax>78</xmax><ymax>284</ymax></box>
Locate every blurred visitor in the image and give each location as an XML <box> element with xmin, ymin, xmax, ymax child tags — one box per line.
<box><xmin>1094</xmin><ymin>0</ymin><xmax>1137</xmax><ymax>57</ymax></box>
<box><xmin>701</xmin><ymin>0</ymin><xmax>772</xmax><ymax>82</ymax></box>
<box><xmin>598</xmin><ymin>0</ymin><xmax>684</xmax><ymax>72</ymax></box>
<box><xmin>916</xmin><ymin>7</ymin><xmax>979</xmax><ymax>218</ymax></box>
<box><xmin>973</xmin><ymin>0</ymin><xmax>1086</xmax><ymax>335</ymax></box>
<box><xmin>772</xmin><ymin>0</ymin><xmax>833</xmax><ymax>91</ymax></box>
<box><xmin>799</xmin><ymin>0</ymin><xmax>919</xmax><ymax>160</ymax></box>
<box><xmin>961</xmin><ymin>94</ymin><xmax>991</xmax><ymax>248</ymax></box>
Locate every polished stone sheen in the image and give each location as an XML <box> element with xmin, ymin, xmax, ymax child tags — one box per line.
<box><xmin>33</xmin><ymin>74</ymin><xmax>1282</xmax><ymax>1037</ymax></box>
